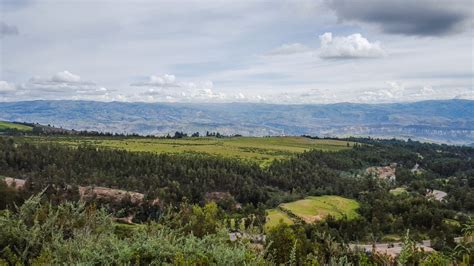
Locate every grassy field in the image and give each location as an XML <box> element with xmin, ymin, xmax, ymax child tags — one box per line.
<box><xmin>264</xmin><ymin>196</ymin><xmax>359</xmax><ymax>229</ymax></box>
<box><xmin>20</xmin><ymin>136</ymin><xmax>354</xmax><ymax>166</ymax></box>
<box><xmin>280</xmin><ymin>196</ymin><xmax>360</xmax><ymax>223</ymax></box>
<box><xmin>0</xmin><ymin>121</ymin><xmax>33</xmax><ymax>132</ymax></box>
<box><xmin>389</xmin><ymin>187</ymin><xmax>408</xmax><ymax>196</ymax></box>
<box><xmin>265</xmin><ymin>209</ymin><xmax>294</xmax><ymax>230</ymax></box>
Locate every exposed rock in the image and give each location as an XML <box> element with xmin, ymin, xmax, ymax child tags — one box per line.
<box><xmin>350</xmin><ymin>242</ymin><xmax>434</xmax><ymax>258</ymax></box>
<box><xmin>426</xmin><ymin>189</ymin><xmax>447</xmax><ymax>202</ymax></box>
<box><xmin>3</xmin><ymin>177</ymin><xmax>26</xmax><ymax>189</ymax></box>
<box><xmin>366</xmin><ymin>163</ymin><xmax>397</xmax><ymax>182</ymax></box>
<box><xmin>3</xmin><ymin>177</ymin><xmax>160</xmax><ymax>206</ymax></box>
<box><xmin>204</xmin><ymin>191</ymin><xmax>233</xmax><ymax>202</ymax></box>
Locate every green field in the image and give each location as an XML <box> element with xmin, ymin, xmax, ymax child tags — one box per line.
<box><xmin>389</xmin><ymin>187</ymin><xmax>408</xmax><ymax>196</ymax></box>
<box><xmin>265</xmin><ymin>209</ymin><xmax>294</xmax><ymax>230</ymax></box>
<box><xmin>280</xmin><ymin>196</ymin><xmax>360</xmax><ymax>223</ymax></box>
<box><xmin>20</xmin><ymin>136</ymin><xmax>354</xmax><ymax>166</ymax></box>
<box><xmin>265</xmin><ymin>196</ymin><xmax>359</xmax><ymax>229</ymax></box>
<box><xmin>0</xmin><ymin>121</ymin><xmax>33</xmax><ymax>132</ymax></box>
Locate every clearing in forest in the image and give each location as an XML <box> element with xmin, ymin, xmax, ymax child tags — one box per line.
<box><xmin>265</xmin><ymin>209</ymin><xmax>294</xmax><ymax>230</ymax></box>
<box><xmin>20</xmin><ymin>136</ymin><xmax>355</xmax><ymax>166</ymax></box>
<box><xmin>265</xmin><ymin>195</ymin><xmax>360</xmax><ymax>229</ymax></box>
<box><xmin>280</xmin><ymin>195</ymin><xmax>360</xmax><ymax>223</ymax></box>
<box><xmin>389</xmin><ymin>187</ymin><xmax>408</xmax><ymax>196</ymax></box>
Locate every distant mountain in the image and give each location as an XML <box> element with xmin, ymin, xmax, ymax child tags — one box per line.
<box><xmin>0</xmin><ymin>99</ymin><xmax>472</xmax><ymax>144</ymax></box>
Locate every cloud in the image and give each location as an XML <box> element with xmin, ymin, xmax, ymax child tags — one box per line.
<box><xmin>0</xmin><ymin>21</ymin><xmax>19</xmax><ymax>37</ymax></box>
<box><xmin>0</xmin><ymin>71</ymin><xmax>111</xmax><ymax>100</ymax></box>
<box><xmin>265</xmin><ymin>43</ymin><xmax>311</xmax><ymax>56</ymax></box>
<box><xmin>130</xmin><ymin>74</ymin><xmax>179</xmax><ymax>87</ymax></box>
<box><xmin>327</xmin><ymin>0</ymin><xmax>472</xmax><ymax>36</ymax></box>
<box><xmin>51</xmin><ymin>70</ymin><xmax>81</xmax><ymax>83</ymax></box>
<box><xmin>319</xmin><ymin>32</ymin><xmax>385</xmax><ymax>59</ymax></box>
<box><xmin>136</xmin><ymin>75</ymin><xmax>226</xmax><ymax>102</ymax></box>
<box><xmin>0</xmin><ymin>81</ymin><xmax>17</xmax><ymax>94</ymax></box>
<box><xmin>132</xmin><ymin>74</ymin><xmax>264</xmax><ymax>103</ymax></box>
<box><xmin>454</xmin><ymin>92</ymin><xmax>474</xmax><ymax>100</ymax></box>
<box><xmin>29</xmin><ymin>70</ymin><xmax>95</xmax><ymax>87</ymax></box>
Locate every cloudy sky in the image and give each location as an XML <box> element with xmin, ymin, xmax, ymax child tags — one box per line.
<box><xmin>0</xmin><ymin>0</ymin><xmax>473</xmax><ymax>103</ymax></box>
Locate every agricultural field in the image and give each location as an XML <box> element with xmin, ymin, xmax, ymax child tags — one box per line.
<box><xmin>265</xmin><ymin>196</ymin><xmax>360</xmax><ymax>229</ymax></box>
<box><xmin>19</xmin><ymin>136</ymin><xmax>355</xmax><ymax>166</ymax></box>
<box><xmin>0</xmin><ymin>121</ymin><xmax>33</xmax><ymax>132</ymax></box>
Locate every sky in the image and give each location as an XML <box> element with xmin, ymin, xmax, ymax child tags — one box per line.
<box><xmin>0</xmin><ymin>0</ymin><xmax>473</xmax><ymax>104</ymax></box>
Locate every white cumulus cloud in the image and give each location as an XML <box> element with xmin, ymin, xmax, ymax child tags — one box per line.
<box><xmin>131</xmin><ymin>74</ymin><xmax>179</xmax><ymax>87</ymax></box>
<box><xmin>0</xmin><ymin>81</ymin><xmax>16</xmax><ymax>93</ymax></box>
<box><xmin>1</xmin><ymin>71</ymin><xmax>109</xmax><ymax>100</ymax></box>
<box><xmin>51</xmin><ymin>70</ymin><xmax>82</xmax><ymax>83</ymax></box>
<box><xmin>319</xmin><ymin>32</ymin><xmax>385</xmax><ymax>59</ymax></box>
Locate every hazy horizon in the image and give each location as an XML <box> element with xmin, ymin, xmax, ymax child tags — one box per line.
<box><xmin>0</xmin><ymin>97</ymin><xmax>472</xmax><ymax>106</ymax></box>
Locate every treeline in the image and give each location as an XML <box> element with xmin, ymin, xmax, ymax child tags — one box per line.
<box><xmin>1</xmin><ymin>121</ymin><xmax>236</xmax><ymax>139</ymax></box>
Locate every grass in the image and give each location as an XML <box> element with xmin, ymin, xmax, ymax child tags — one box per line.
<box><xmin>381</xmin><ymin>234</ymin><xmax>402</xmax><ymax>242</ymax></box>
<box><xmin>443</xmin><ymin>218</ymin><xmax>461</xmax><ymax>228</ymax></box>
<box><xmin>0</xmin><ymin>121</ymin><xmax>33</xmax><ymax>132</ymax></box>
<box><xmin>19</xmin><ymin>136</ymin><xmax>355</xmax><ymax>166</ymax></box>
<box><xmin>389</xmin><ymin>187</ymin><xmax>408</xmax><ymax>196</ymax></box>
<box><xmin>279</xmin><ymin>195</ymin><xmax>360</xmax><ymax>223</ymax></box>
<box><xmin>265</xmin><ymin>209</ymin><xmax>294</xmax><ymax>230</ymax></box>
<box><xmin>265</xmin><ymin>195</ymin><xmax>360</xmax><ymax>229</ymax></box>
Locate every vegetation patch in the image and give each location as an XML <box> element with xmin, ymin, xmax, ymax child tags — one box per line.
<box><xmin>265</xmin><ymin>196</ymin><xmax>360</xmax><ymax>229</ymax></box>
<box><xmin>279</xmin><ymin>195</ymin><xmax>360</xmax><ymax>223</ymax></box>
<box><xmin>20</xmin><ymin>136</ymin><xmax>355</xmax><ymax>166</ymax></box>
<box><xmin>265</xmin><ymin>209</ymin><xmax>294</xmax><ymax>230</ymax></box>
<box><xmin>0</xmin><ymin>121</ymin><xmax>33</xmax><ymax>132</ymax></box>
<box><xmin>390</xmin><ymin>187</ymin><xmax>408</xmax><ymax>196</ymax></box>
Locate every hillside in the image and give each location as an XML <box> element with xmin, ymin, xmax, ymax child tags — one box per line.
<box><xmin>1</xmin><ymin>134</ymin><xmax>473</xmax><ymax>264</ymax></box>
<box><xmin>0</xmin><ymin>121</ymin><xmax>33</xmax><ymax>132</ymax></box>
<box><xmin>18</xmin><ymin>136</ymin><xmax>354</xmax><ymax>166</ymax></box>
<box><xmin>0</xmin><ymin>99</ymin><xmax>472</xmax><ymax>144</ymax></box>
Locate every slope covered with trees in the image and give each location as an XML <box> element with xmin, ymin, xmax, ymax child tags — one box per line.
<box><xmin>0</xmin><ymin>135</ymin><xmax>473</xmax><ymax>264</ymax></box>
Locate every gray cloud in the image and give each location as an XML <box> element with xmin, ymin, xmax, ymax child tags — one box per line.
<box><xmin>327</xmin><ymin>0</ymin><xmax>472</xmax><ymax>36</ymax></box>
<box><xmin>0</xmin><ymin>22</ymin><xmax>19</xmax><ymax>37</ymax></box>
<box><xmin>1</xmin><ymin>0</ymin><xmax>32</xmax><ymax>11</ymax></box>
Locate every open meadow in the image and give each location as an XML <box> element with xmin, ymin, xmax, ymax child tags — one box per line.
<box><xmin>19</xmin><ymin>136</ymin><xmax>354</xmax><ymax>166</ymax></box>
<box><xmin>265</xmin><ymin>195</ymin><xmax>360</xmax><ymax>229</ymax></box>
<box><xmin>0</xmin><ymin>121</ymin><xmax>33</xmax><ymax>132</ymax></box>
<box><xmin>265</xmin><ymin>209</ymin><xmax>294</xmax><ymax>230</ymax></box>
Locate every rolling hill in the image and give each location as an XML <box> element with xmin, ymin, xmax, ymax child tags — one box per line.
<box><xmin>20</xmin><ymin>136</ymin><xmax>354</xmax><ymax>166</ymax></box>
<box><xmin>0</xmin><ymin>121</ymin><xmax>33</xmax><ymax>132</ymax></box>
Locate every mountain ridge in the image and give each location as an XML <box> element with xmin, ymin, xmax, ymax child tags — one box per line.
<box><xmin>0</xmin><ymin>99</ymin><xmax>472</xmax><ymax>144</ymax></box>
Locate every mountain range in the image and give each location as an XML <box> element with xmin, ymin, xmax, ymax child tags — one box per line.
<box><xmin>0</xmin><ymin>99</ymin><xmax>472</xmax><ymax>144</ymax></box>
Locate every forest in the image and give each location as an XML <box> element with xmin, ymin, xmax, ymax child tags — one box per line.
<box><xmin>0</xmin><ymin>135</ymin><xmax>473</xmax><ymax>265</ymax></box>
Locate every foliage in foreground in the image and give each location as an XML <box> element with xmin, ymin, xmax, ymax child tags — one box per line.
<box><xmin>1</xmin><ymin>194</ymin><xmax>472</xmax><ymax>265</ymax></box>
<box><xmin>0</xmin><ymin>194</ymin><xmax>264</xmax><ymax>265</ymax></box>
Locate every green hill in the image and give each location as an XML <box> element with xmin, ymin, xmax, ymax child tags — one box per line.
<box><xmin>0</xmin><ymin>121</ymin><xmax>33</xmax><ymax>132</ymax></box>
